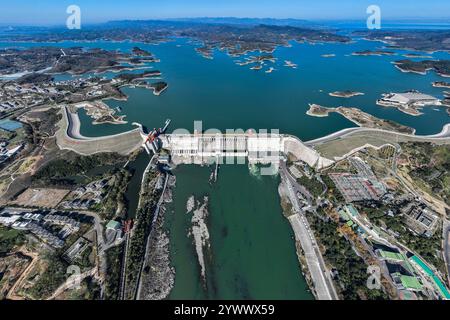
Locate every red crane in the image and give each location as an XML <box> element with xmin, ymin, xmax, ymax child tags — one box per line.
<box><xmin>145</xmin><ymin>127</ymin><xmax>165</xmax><ymax>144</ymax></box>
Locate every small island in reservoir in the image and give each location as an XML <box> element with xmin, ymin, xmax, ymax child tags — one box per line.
<box><xmin>432</xmin><ymin>81</ymin><xmax>450</xmax><ymax>89</ymax></box>
<box><xmin>402</xmin><ymin>53</ymin><xmax>432</xmax><ymax>59</ymax></box>
<box><xmin>284</xmin><ymin>60</ymin><xmax>298</xmax><ymax>68</ymax></box>
<box><xmin>307</xmin><ymin>103</ymin><xmax>414</xmax><ymax>134</ymax></box>
<box><xmin>352</xmin><ymin>50</ymin><xmax>396</xmax><ymax>56</ymax></box>
<box><xmin>150</xmin><ymin>82</ymin><xmax>168</xmax><ymax>96</ymax></box>
<box><xmin>329</xmin><ymin>91</ymin><xmax>364</xmax><ymax>98</ymax></box>
<box><xmin>306</xmin><ymin>104</ymin><xmax>330</xmax><ymax>117</ymax></box>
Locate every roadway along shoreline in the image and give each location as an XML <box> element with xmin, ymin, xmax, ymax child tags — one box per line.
<box><xmin>280</xmin><ymin>161</ymin><xmax>339</xmax><ymax>300</ymax></box>
<box><xmin>58</xmin><ymin>104</ymin><xmax>450</xmax><ymax>164</ymax></box>
<box><xmin>305</xmin><ymin>124</ymin><xmax>450</xmax><ymax>146</ymax></box>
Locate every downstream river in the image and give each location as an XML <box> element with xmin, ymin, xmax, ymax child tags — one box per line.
<box><xmin>2</xmin><ymin>36</ymin><xmax>449</xmax><ymax>299</ymax></box>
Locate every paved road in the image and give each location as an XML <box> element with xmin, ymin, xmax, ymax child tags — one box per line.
<box><xmin>280</xmin><ymin>162</ymin><xmax>338</xmax><ymax>300</ymax></box>
<box><xmin>283</xmin><ymin>163</ymin><xmax>313</xmax><ymax>204</ymax></box>
<box><xmin>444</xmin><ymin>219</ymin><xmax>450</xmax><ymax>287</ymax></box>
<box><xmin>305</xmin><ymin>124</ymin><xmax>450</xmax><ymax>146</ymax></box>
<box><xmin>79</xmin><ymin>211</ymin><xmax>107</xmax><ymax>277</ymax></box>
<box><xmin>118</xmin><ymin>233</ymin><xmax>130</xmax><ymax>300</ymax></box>
<box><xmin>288</xmin><ymin>213</ymin><xmax>338</xmax><ymax>300</ymax></box>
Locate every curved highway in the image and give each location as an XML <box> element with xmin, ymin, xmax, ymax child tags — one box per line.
<box><xmin>305</xmin><ymin>124</ymin><xmax>450</xmax><ymax>146</ymax></box>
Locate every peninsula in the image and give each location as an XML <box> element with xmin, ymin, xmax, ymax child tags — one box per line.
<box><xmin>353</xmin><ymin>30</ymin><xmax>450</xmax><ymax>53</ymax></box>
<box><xmin>433</xmin><ymin>81</ymin><xmax>450</xmax><ymax>89</ymax></box>
<box><xmin>352</xmin><ymin>50</ymin><xmax>396</xmax><ymax>56</ymax></box>
<box><xmin>306</xmin><ymin>104</ymin><xmax>414</xmax><ymax>134</ymax></box>
<box><xmin>393</xmin><ymin>59</ymin><xmax>450</xmax><ymax>77</ymax></box>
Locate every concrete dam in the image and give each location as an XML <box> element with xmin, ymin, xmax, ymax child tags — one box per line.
<box><xmin>155</xmin><ymin>133</ymin><xmax>334</xmax><ymax>169</ymax></box>
<box><xmin>57</xmin><ymin>107</ymin><xmax>334</xmax><ymax>170</ymax></box>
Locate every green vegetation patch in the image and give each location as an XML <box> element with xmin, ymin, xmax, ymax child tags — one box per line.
<box><xmin>32</xmin><ymin>153</ymin><xmax>126</xmax><ymax>187</ymax></box>
<box><xmin>26</xmin><ymin>254</ymin><xmax>69</xmax><ymax>299</ymax></box>
<box><xmin>307</xmin><ymin>213</ymin><xmax>388</xmax><ymax>300</ymax></box>
<box><xmin>0</xmin><ymin>226</ymin><xmax>26</xmax><ymax>254</ymax></box>
<box><xmin>67</xmin><ymin>276</ymin><xmax>101</xmax><ymax>300</ymax></box>
<box><xmin>400</xmin><ymin>142</ymin><xmax>450</xmax><ymax>205</ymax></box>
<box><xmin>297</xmin><ymin>176</ymin><xmax>324</xmax><ymax>198</ymax></box>
<box><xmin>104</xmin><ymin>244</ymin><xmax>124</xmax><ymax>300</ymax></box>
<box><xmin>363</xmin><ymin>205</ymin><xmax>445</xmax><ymax>274</ymax></box>
<box><xmin>94</xmin><ymin>168</ymin><xmax>132</xmax><ymax>220</ymax></box>
<box><xmin>125</xmin><ymin>170</ymin><xmax>159</xmax><ymax>298</ymax></box>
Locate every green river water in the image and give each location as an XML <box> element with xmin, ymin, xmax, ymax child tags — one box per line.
<box><xmin>166</xmin><ymin>165</ymin><xmax>312</xmax><ymax>299</ymax></box>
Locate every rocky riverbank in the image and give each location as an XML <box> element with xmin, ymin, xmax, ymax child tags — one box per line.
<box><xmin>138</xmin><ymin>175</ymin><xmax>176</xmax><ymax>300</ymax></box>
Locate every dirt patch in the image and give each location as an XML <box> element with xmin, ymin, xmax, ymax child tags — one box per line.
<box><xmin>11</xmin><ymin>188</ymin><xmax>70</xmax><ymax>208</ymax></box>
<box><xmin>0</xmin><ymin>253</ymin><xmax>31</xmax><ymax>299</ymax></box>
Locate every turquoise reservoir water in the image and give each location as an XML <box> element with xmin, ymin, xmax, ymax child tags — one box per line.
<box><xmin>2</xmin><ymin>39</ymin><xmax>448</xmax><ymax>137</ymax></box>
<box><xmin>38</xmin><ymin>38</ymin><xmax>448</xmax><ymax>138</ymax></box>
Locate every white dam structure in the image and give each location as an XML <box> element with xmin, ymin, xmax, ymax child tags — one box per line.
<box><xmin>154</xmin><ymin>133</ymin><xmax>334</xmax><ymax>169</ymax></box>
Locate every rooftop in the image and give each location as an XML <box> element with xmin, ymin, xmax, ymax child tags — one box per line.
<box><xmin>399</xmin><ymin>274</ymin><xmax>422</xmax><ymax>290</ymax></box>
<box><xmin>379</xmin><ymin>250</ymin><xmax>406</xmax><ymax>262</ymax></box>
<box><xmin>106</xmin><ymin>220</ymin><xmax>121</xmax><ymax>230</ymax></box>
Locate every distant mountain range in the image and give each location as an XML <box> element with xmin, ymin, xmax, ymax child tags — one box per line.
<box><xmin>100</xmin><ymin>18</ymin><xmax>329</xmax><ymax>32</ymax></box>
<box><xmin>164</xmin><ymin>17</ymin><xmax>326</xmax><ymax>28</ymax></box>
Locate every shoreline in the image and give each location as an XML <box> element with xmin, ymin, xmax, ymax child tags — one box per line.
<box><xmin>305</xmin><ymin>123</ymin><xmax>450</xmax><ymax>146</ymax></box>
<box><xmin>375</xmin><ymin>100</ymin><xmax>424</xmax><ymax>116</ymax></box>
<box><xmin>74</xmin><ymin>101</ymin><xmax>128</xmax><ymax>126</ymax></box>
<box><xmin>393</xmin><ymin>63</ymin><xmax>450</xmax><ymax>78</ymax></box>
<box><xmin>306</xmin><ymin>104</ymin><xmax>416</xmax><ymax>135</ymax></box>
<box><xmin>60</xmin><ymin>103</ymin><xmax>450</xmax><ymax>154</ymax></box>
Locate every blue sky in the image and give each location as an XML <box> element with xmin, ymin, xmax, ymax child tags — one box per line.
<box><xmin>2</xmin><ymin>0</ymin><xmax>450</xmax><ymax>25</ymax></box>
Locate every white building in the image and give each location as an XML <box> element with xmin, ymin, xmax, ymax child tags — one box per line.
<box><xmin>0</xmin><ymin>215</ymin><xmax>20</xmax><ymax>226</ymax></box>
<box><xmin>378</xmin><ymin>91</ymin><xmax>440</xmax><ymax>107</ymax></box>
